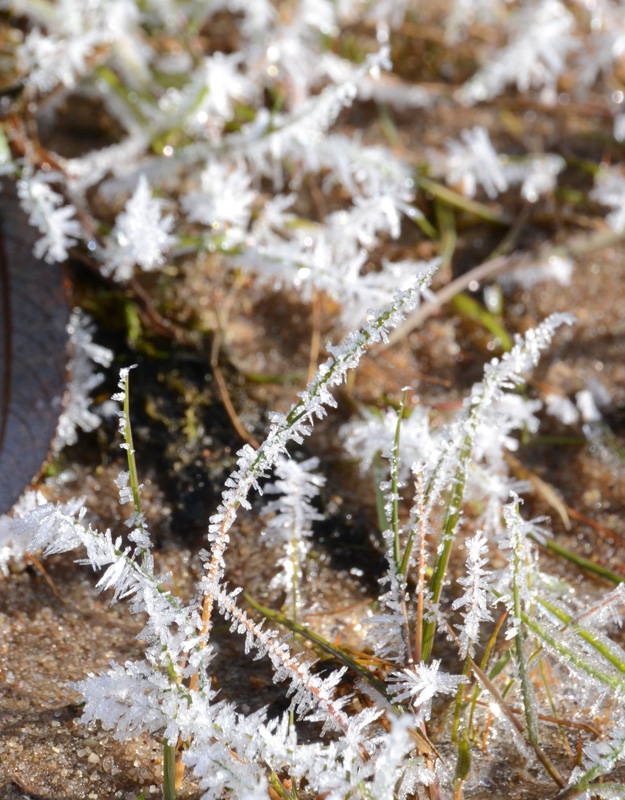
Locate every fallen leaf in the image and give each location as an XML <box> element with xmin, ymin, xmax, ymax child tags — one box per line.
<box><xmin>0</xmin><ymin>179</ymin><xmax>69</xmax><ymax>512</ymax></box>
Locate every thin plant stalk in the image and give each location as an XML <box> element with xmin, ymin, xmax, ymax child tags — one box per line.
<box><xmin>120</xmin><ymin>370</ymin><xmax>188</xmax><ymax>796</ymax></box>
<box><xmin>244</xmin><ymin>593</ymin><xmax>393</xmax><ymax>704</ymax></box>
<box><xmin>121</xmin><ymin>368</ymin><xmax>143</xmax><ymax>519</ymax></box>
<box><xmin>387</xmin><ymin>392</ymin><xmax>413</xmax><ymax>661</ymax></box>
<box><xmin>412</xmin><ymin>470</ymin><xmax>427</xmax><ymax>665</ymax></box>
<box><xmin>452</xmin><ymin>658</ymin><xmax>472</xmax><ymax>742</ymax></box>
<box><xmin>539</xmin><ymin>658</ymin><xmax>572</xmax><ymax>755</ymax></box>
<box><xmin>162</xmin><ymin>741</ymin><xmax>177</xmax><ymax>800</ymax></box>
<box><xmin>421</xmin><ymin>312</ymin><xmax>574</xmax><ymax>661</ymax></box>
<box><xmin>421</xmin><ymin>432</ymin><xmax>471</xmax><ymax>660</ymax></box>
<box><xmin>389</xmin><ymin>391</ymin><xmax>408</xmax><ymax>570</ymax></box>
<box><xmin>531</xmin><ymin>534</ymin><xmax>625</xmax><ymax>584</ymax></box>
<box><xmin>511</xmin><ymin>515</ymin><xmax>539</xmax><ymax>747</ymax></box>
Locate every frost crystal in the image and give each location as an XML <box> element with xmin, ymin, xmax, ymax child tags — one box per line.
<box><xmin>56</xmin><ymin>310</ymin><xmax>114</xmax><ymax>449</ymax></box>
<box><xmin>501</xmin><ymin>154</ymin><xmax>565</xmax><ymax>203</ymax></box>
<box><xmin>452</xmin><ymin>530</ymin><xmax>493</xmax><ymax>659</ymax></box>
<box><xmin>182</xmin><ymin>161</ymin><xmax>256</xmax><ymax>244</ymax></box>
<box><xmin>545</xmin><ymin>393</ymin><xmax>580</xmax><ymax>426</ymax></box>
<box><xmin>389</xmin><ymin>660</ymin><xmax>465</xmax><ymax>723</ymax></box>
<box><xmin>459</xmin><ymin>0</ymin><xmax>578</xmax><ymax>104</ymax></box>
<box><xmin>428</xmin><ymin>126</ymin><xmax>507</xmax><ymax>199</ymax></box>
<box><xmin>17</xmin><ymin>172</ymin><xmax>81</xmax><ymax>263</ymax></box>
<box><xmin>0</xmin><ymin>490</ymin><xmax>50</xmax><ymax>574</ymax></box>
<box><xmin>102</xmin><ymin>176</ymin><xmax>176</xmax><ymax>281</ymax></box>
<box><xmin>18</xmin><ymin>27</ymin><xmax>97</xmax><ymax>93</ymax></box>
<box><xmin>499</xmin><ymin>255</ymin><xmax>573</xmax><ymax>291</ymax></box>
<box><xmin>262</xmin><ymin>455</ymin><xmax>325</xmax><ymax>613</ymax></box>
<box><xmin>341</xmin><ymin>404</ymin><xmax>439</xmax><ymax>479</ymax></box>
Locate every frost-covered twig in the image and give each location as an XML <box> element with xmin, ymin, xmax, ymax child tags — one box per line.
<box><xmin>198</xmin><ymin>262</ymin><xmax>439</xmax><ymax>643</ymax></box>
<box><xmin>421</xmin><ymin>312</ymin><xmax>574</xmax><ymax>660</ymax></box>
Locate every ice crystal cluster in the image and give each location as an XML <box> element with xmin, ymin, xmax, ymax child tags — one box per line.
<box><xmin>3</xmin><ymin>0</ymin><xmax>625</xmax><ymax>798</ymax></box>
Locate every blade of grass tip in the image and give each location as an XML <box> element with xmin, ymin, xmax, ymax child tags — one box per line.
<box><xmin>411</xmin><ymin>210</ymin><xmax>439</xmax><ymax>239</ymax></box>
<box><xmin>483</xmin><ymin>612</ymin><xmax>509</xmax><ymax>674</ymax></box>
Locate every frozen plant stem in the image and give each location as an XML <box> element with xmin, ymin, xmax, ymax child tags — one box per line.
<box><xmin>192</xmin><ymin>266</ymin><xmax>438</xmax><ymax>678</ymax></box>
<box><xmin>119</xmin><ymin>369</ymin><xmax>183</xmax><ymax>799</ymax></box>
<box><xmin>492</xmin><ymin>589</ymin><xmax>625</xmax><ymax>693</ymax></box>
<box><xmin>388</xmin><ymin>392</ymin><xmax>413</xmax><ymax>661</ymax></box>
<box><xmin>421</xmin><ymin>312</ymin><xmax>574</xmax><ymax>660</ymax></box>
<box><xmin>507</xmin><ymin>497</ymin><xmax>540</xmax><ymax>748</ymax></box>
<box><xmin>121</xmin><ymin>368</ymin><xmax>142</xmax><ymax>520</ymax></box>
<box><xmin>412</xmin><ymin>470</ymin><xmax>427</xmax><ymax>665</ymax></box>
<box><xmin>421</xmin><ymin>430</ymin><xmax>470</xmax><ymax>661</ymax></box>
<box><xmin>390</xmin><ymin>390</ymin><xmax>408</xmax><ymax>570</ymax></box>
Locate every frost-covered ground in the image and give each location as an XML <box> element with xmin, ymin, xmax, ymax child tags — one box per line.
<box><xmin>3</xmin><ymin>2</ymin><xmax>625</xmax><ymax>799</ymax></box>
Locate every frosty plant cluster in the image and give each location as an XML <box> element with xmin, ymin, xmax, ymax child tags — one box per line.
<box><xmin>10</xmin><ymin>274</ymin><xmax>625</xmax><ymax>800</ymax></box>
<box><xmin>4</xmin><ymin>0</ymin><xmax>625</xmax><ymax>798</ymax></box>
<box><xmin>13</xmin><ymin>276</ymin><xmax>618</xmax><ymax>800</ymax></box>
